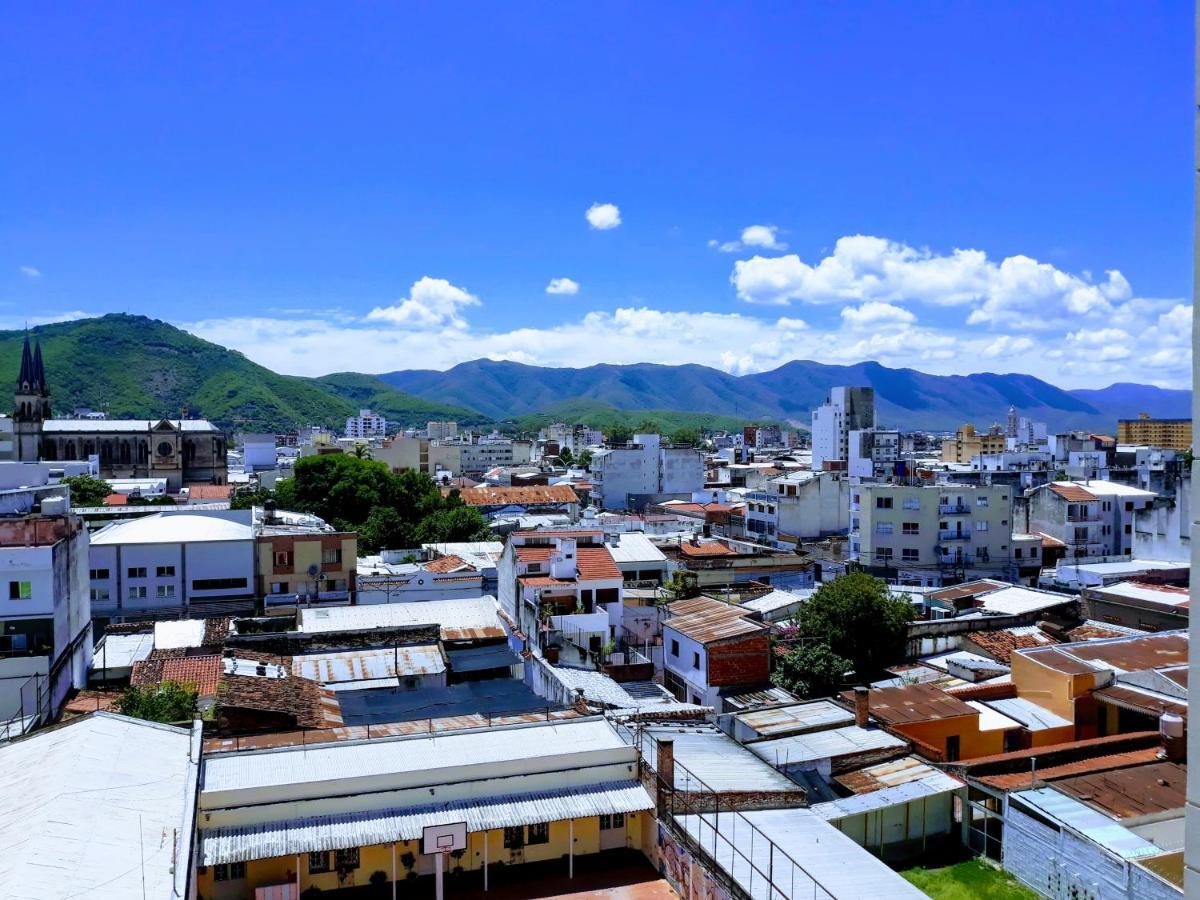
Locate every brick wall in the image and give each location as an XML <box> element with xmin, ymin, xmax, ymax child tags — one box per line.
<box><xmin>706</xmin><ymin>632</ymin><xmax>770</xmax><ymax>688</ymax></box>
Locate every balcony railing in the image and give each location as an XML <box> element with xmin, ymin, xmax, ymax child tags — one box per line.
<box><xmin>938</xmin><ymin>530</ymin><xmax>971</xmax><ymax>541</ymax></box>
<box><xmin>939</xmin><ymin>503</ymin><xmax>971</xmax><ymax>515</ymax></box>
<box><xmin>1067</xmin><ymin>513</ymin><xmax>1102</xmax><ymax>523</ymax></box>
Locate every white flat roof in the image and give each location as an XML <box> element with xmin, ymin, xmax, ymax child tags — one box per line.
<box><xmin>0</xmin><ymin>713</ymin><xmax>198</xmax><ymax>900</ymax></box>
<box><xmin>297</xmin><ymin>596</ymin><xmax>503</xmax><ymax>640</ymax></box>
<box><xmin>43</xmin><ymin>418</ymin><xmax>220</xmax><ymax>433</ymax></box>
<box><xmin>92</xmin><ymin>630</ymin><xmax>155</xmax><ymax>671</ymax></box>
<box><xmin>606</xmin><ymin>532</ymin><xmax>668</xmax><ymax>565</ymax></box>
<box><xmin>91</xmin><ymin>512</ymin><xmax>253</xmax><ymax>545</ymax></box>
<box><xmin>154</xmin><ymin>619</ymin><xmax>207</xmax><ymax>650</ymax></box>
<box><xmin>1092</xmin><ymin>581</ymin><xmax>1190</xmax><ymax>607</ymax></box>
<box><xmin>977</xmin><ymin>586</ymin><xmax>1075</xmax><ymax>616</ymax></box>
<box><xmin>292</xmin><ymin>645</ymin><xmax>446</xmax><ymax>683</ymax></box>
<box><xmin>202</xmin><ymin>718</ymin><xmax>629</xmax><ymax>800</ymax></box>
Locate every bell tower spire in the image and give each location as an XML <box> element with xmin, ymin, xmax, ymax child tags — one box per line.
<box><xmin>13</xmin><ymin>330</ymin><xmax>50</xmax><ymax>461</ymax></box>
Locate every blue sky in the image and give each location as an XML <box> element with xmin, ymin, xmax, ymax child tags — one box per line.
<box><xmin>2</xmin><ymin>3</ymin><xmax>1192</xmax><ymax>386</ymax></box>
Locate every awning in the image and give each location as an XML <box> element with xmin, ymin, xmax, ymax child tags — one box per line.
<box><xmin>446</xmin><ymin>644</ymin><xmax>521</xmax><ymax>673</ymax></box>
<box><xmin>199</xmin><ymin>780</ymin><xmax>652</xmax><ymax>865</ymax></box>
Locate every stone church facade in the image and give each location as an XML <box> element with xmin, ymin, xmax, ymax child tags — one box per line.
<box><xmin>14</xmin><ymin>334</ymin><xmax>228</xmax><ymax>491</ymax></box>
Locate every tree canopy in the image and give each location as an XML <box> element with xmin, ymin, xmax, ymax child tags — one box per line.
<box><xmin>117</xmin><ymin>680</ymin><xmax>198</xmax><ymax>723</ymax></box>
<box><xmin>773</xmin><ymin>572</ymin><xmax>913</xmax><ymax>696</ymax></box>
<box><xmin>247</xmin><ymin>455</ymin><xmax>492</xmax><ymax>554</ymax></box>
<box><xmin>61</xmin><ymin>474</ymin><xmax>112</xmax><ymax>507</ymax></box>
<box><xmin>669</xmin><ymin>427</ymin><xmax>701</xmax><ymax>447</ymax></box>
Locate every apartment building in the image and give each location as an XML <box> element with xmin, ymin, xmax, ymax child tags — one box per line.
<box><xmin>1117</xmin><ymin>415</ymin><xmax>1192</xmax><ymax>451</ymax></box>
<box><xmin>425</xmin><ymin>420</ymin><xmax>458</xmax><ymax>440</ymax></box>
<box><xmin>589</xmin><ymin>433</ymin><xmax>705</xmax><ymax>510</ymax></box>
<box><xmin>759</xmin><ymin>470</ymin><xmax>850</xmax><ymax>543</ymax></box>
<box><xmin>0</xmin><ymin>466</ymin><xmax>91</xmax><ymax>735</ymax></box>
<box><xmin>376</xmin><ymin>435</ymin><xmax>462</xmax><ymax>476</ymax></box>
<box><xmin>254</xmin><ymin>505</ymin><xmax>356</xmax><ymax>610</ymax></box>
<box><xmin>941</xmin><ymin>424</ymin><xmax>1007</xmax><ymax>464</ymax></box>
<box><xmin>344</xmin><ymin>408</ymin><xmax>387</xmax><ymax>439</ymax></box>
<box><xmin>847</xmin><ymin>428</ymin><xmax>900</xmax><ymax>479</ymax></box>
<box><xmin>661</xmin><ymin>595</ymin><xmax>770</xmax><ymax>708</ymax></box>
<box><xmin>1025</xmin><ymin>480</ymin><xmax>1158</xmax><ymax>560</ymax></box>
<box><xmin>811</xmin><ymin>386</ymin><xmax>874</xmax><ymax>471</ymax></box>
<box><xmin>850</xmin><ymin>482</ymin><xmax>1017</xmax><ymax>586</ymax></box>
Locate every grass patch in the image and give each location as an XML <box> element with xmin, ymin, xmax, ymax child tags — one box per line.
<box><xmin>901</xmin><ymin>858</ymin><xmax>1037</xmax><ymax>900</ymax></box>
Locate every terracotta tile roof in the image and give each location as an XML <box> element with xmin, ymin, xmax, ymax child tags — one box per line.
<box><xmin>424</xmin><ymin>554</ymin><xmax>471</xmax><ymax>573</ymax></box>
<box><xmin>63</xmin><ymin>691</ymin><xmax>120</xmax><ymax>715</ymax></box>
<box><xmin>575</xmin><ymin>546</ymin><xmax>621</xmax><ymax>581</ymax></box>
<box><xmin>515</xmin><ymin>546</ymin><xmax>553</xmax><ymax>563</ymax></box>
<box><xmin>104</xmin><ymin>493</ymin><xmax>129</xmax><ymax>506</ymax></box>
<box><xmin>1048</xmin><ymin>482</ymin><xmax>1097</xmax><ymax>502</ymax></box>
<box><xmin>974</xmin><ymin>747</ymin><xmax>1165</xmax><ymax>790</ymax></box>
<box><xmin>130</xmin><ymin>648</ymin><xmax>188</xmax><ymax>686</ymax></box>
<box><xmin>456</xmin><ymin>485</ymin><xmax>579</xmax><ymax>506</ymax></box>
<box><xmin>946</xmin><ymin>680</ymin><xmax>1018</xmax><ymax>701</ymax></box>
<box><xmin>1037</xmin><ymin>532</ymin><xmax>1067</xmax><ymax>549</ymax></box>
<box><xmin>518</xmin><ymin>576</ymin><xmax>575</xmax><ymax>587</ymax></box>
<box><xmin>843</xmin><ymin>683</ymin><xmax>977</xmax><ymax>725</ymax></box>
<box><xmin>188</xmin><ymin>484</ymin><xmax>232</xmax><ymax>500</ymax></box>
<box><xmin>219</xmin><ymin>665</ymin><xmax>343</xmax><ymax>729</ymax></box>
<box><xmin>678</xmin><ymin>541</ymin><xmax>738</xmax><ymax>558</ymax></box>
<box><xmin>966</xmin><ymin>629</ymin><xmax>1059</xmax><ymax>664</ymax></box>
<box><xmin>203</xmin><ymin>616</ymin><xmax>231</xmax><ymax>647</ymax></box>
<box><xmin>159</xmin><ymin>654</ymin><xmax>222</xmax><ymax>696</ymax></box>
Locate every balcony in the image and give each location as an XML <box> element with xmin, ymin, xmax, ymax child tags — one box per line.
<box><xmin>939</xmin><ymin>503</ymin><xmax>971</xmax><ymax>515</ymax></box>
<box><xmin>938</xmin><ymin>530</ymin><xmax>971</xmax><ymax>541</ymax></box>
<box><xmin>1067</xmin><ymin>513</ymin><xmax>1101</xmax><ymax>523</ymax></box>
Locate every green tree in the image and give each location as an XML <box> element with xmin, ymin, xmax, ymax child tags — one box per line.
<box><xmin>660</xmin><ymin>570</ymin><xmax>698</xmax><ymax>604</ymax></box>
<box><xmin>558</xmin><ymin>447</ymin><xmax>574</xmax><ymax>466</ymax></box>
<box><xmin>230</xmin><ymin>485</ymin><xmax>274</xmax><ymax>510</ymax></box>
<box><xmin>116</xmin><ymin>680</ymin><xmax>198</xmax><ymax>723</ymax></box>
<box><xmin>61</xmin><ymin>474</ymin><xmax>112</xmax><ymax>507</ymax></box>
<box><xmin>351</xmin><ymin>444</ymin><xmax>374</xmax><ymax>459</ymax></box>
<box><xmin>606</xmin><ymin>423</ymin><xmax>633</xmax><ymax>444</ymax></box>
<box><xmin>577</xmin><ymin>449</ymin><xmax>593</xmax><ymax>470</ymax></box>
<box><xmin>669</xmin><ymin>427</ymin><xmax>701</xmax><ymax>447</ymax></box>
<box><xmin>359</xmin><ymin>507</ymin><xmax>410</xmax><ymax>554</ymax></box>
<box><xmin>795</xmin><ymin>573</ymin><xmax>913</xmax><ymax>679</ymax></box>
<box><xmin>773</xmin><ymin>643</ymin><xmax>853</xmax><ymax>698</ymax></box>
<box><xmin>634</xmin><ymin>419</ymin><xmax>659</xmax><ymax>436</ymax></box>
<box><xmin>411</xmin><ymin>506</ymin><xmax>492</xmax><ymax>544</ymax></box>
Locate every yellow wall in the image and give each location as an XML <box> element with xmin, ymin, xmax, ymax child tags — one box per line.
<box><xmin>196</xmin><ymin>813</ymin><xmax>647</xmax><ymax>899</ymax></box>
<box><xmin>1010</xmin><ymin>653</ymin><xmax>1098</xmax><ymax>724</ymax></box>
<box><xmin>895</xmin><ymin>715</ymin><xmax>1003</xmax><ymax>760</ymax></box>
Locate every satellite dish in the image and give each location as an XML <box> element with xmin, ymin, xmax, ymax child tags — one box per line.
<box><xmin>306</xmin><ymin>564</ymin><xmax>320</xmax><ymax>578</ymax></box>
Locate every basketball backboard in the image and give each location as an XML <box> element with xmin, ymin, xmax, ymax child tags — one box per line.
<box><xmin>422</xmin><ymin>821</ymin><xmax>467</xmax><ymax>855</ymax></box>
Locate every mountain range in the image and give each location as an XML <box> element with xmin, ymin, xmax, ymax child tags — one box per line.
<box><xmin>2</xmin><ymin>314</ymin><xmax>1190</xmax><ymax>433</ymax></box>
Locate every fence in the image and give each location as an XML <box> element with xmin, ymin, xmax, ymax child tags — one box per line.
<box><xmin>609</xmin><ymin>717</ymin><xmax>837</xmax><ymax>899</ymax></box>
<box><xmin>0</xmin><ymin>671</ymin><xmax>47</xmax><ymax>743</ymax></box>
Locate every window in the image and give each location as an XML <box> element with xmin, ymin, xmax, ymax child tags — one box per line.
<box><xmin>156</xmin><ymin>565</ymin><xmax>175</xmax><ymax>577</ymax></box>
<box><xmin>976</xmin><ymin>496</ymin><xmax>989</xmax><ymax>507</ymax></box>
<box><xmin>902</xmin><ymin>522</ymin><xmax>919</xmax><ymax>535</ymax></box>
<box><xmin>874</xmin><ymin>547</ymin><xmax>893</xmax><ymax>561</ymax></box>
<box><xmin>670</xmin><ymin>639</ymin><xmax>680</xmax><ymax>657</ymax></box>
<box><xmin>1124</xmin><ymin>524</ymin><xmax>1132</xmax><ymax>535</ymax></box>
<box><xmin>527</xmin><ymin>563</ymin><xmax>542</xmax><ymax>573</ymax></box>
<box><xmin>334</xmin><ymin>848</ymin><xmax>360</xmax><ymax>869</ymax></box>
<box><xmin>902</xmin><ymin>548</ymin><xmax>919</xmax><ymax>562</ymax></box>
<box><xmin>974</xmin><ymin>520</ymin><xmax>988</xmax><ymax>532</ymax></box>
<box><xmin>945</xmin><ymin>735</ymin><xmax>961</xmax><ymax>762</ymax></box>
<box><xmin>1125</xmin><ymin>501</ymin><xmax>1134</xmax><ymax>512</ymax></box>
<box><xmin>1014</xmin><ymin>548</ymin><xmax>1022</xmax><ymax>559</ymax></box>
<box><xmin>308</xmin><ymin>852</ymin><xmax>331</xmax><ymax>874</ymax></box>
<box><xmin>600</xmin><ymin>813</ymin><xmax>626</xmax><ymax>830</ymax></box>
<box><xmin>527</xmin><ymin>823</ymin><xmax>550</xmax><ymax>845</ymax></box>
<box><xmin>156</xmin><ymin>585</ymin><xmax>175</xmax><ymax>599</ymax></box>
<box><xmin>692</xmin><ymin>652</ymin><xmax>700</xmax><ymax>669</ymax></box>
<box><xmin>128</xmin><ymin>586</ymin><xmax>147</xmax><ymax>600</ymax></box>
<box><xmin>875</xmin><ymin>496</ymin><xmax>893</xmax><ymax>509</ymax></box>
<box><xmin>902</xmin><ymin>497</ymin><xmax>921</xmax><ymax>510</ymax></box>
<box><xmin>503</xmin><ymin>826</ymin><xmax>525</xmax><ymax>849</ymax></box>
<box><xmin>270</xmin><ymin>581</ymin><xmax>288</xmax><ymax>594</ymax></box>
<box><xmin>214</xmin><ymin>862</ymin><xmax>246</xmax><ymax>881</ymax></box>
<box><xmin>322</xmin><ymin>548</ymin><xmax>343</xmax><ymax>565</ymax></box>
<box><xmin>90</xmin><ymin>587</ymin><xmax>110</xmax><ymax>602</ymax></box>
<box><xmin>191</xmin><ymin>577</ymin><xmax>248</xmax><ymax>591</ymax></box>
<box><xmin>1102</xmin><ymin>501</ymin><xmax>1111</xmax><ymax>511</ymax></box>
<box><xmin>274</xmin><ymin>550</ymin><xmax>293</xmax><ymax>567</ymax></box>
<box><xmin>89</xmin><ymin>568</ymin><xmax>109</xmax><ymax>580</ymax></box>
<box><xmin>1030</xmin><ymin>546</ymin><xmax>1038</xmax><ymax>558</ymax></box>
<box><xmin>875</xmin><ymin>522</ymin><xmax>893</xmax><ymax>534</ymax></box>
<box><xmin>8</xmin><ymin>581</ymin><xmax>31</xmax><ymax>600</ymax></box>
<box><xmin>128</xmin><ymin>567</ymin><xmax>147</xmax><ymax>579</ymax></box>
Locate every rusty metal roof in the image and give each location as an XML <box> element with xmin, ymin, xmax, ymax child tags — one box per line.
<box><xmin>457</xmin><ymin>485</ymin><xmax>579</xmax><ymax>506</ymax></box>
<box><xmin>835</xmin><ymin>756</ymin><xmax>948</xmax><ymax>795</ymax></box>
<box><xmin>974</xmin><ymin>747</ymin><xmax>1165</xmax><ymax>791</ymax></box>
<box><xmin>664</xmin><ymin>595</ymin><xmax>765</xmax><ymax>644</ymax></box>
<box><xmin>845</xmin><ymin>683</ymin><xmax>977</xmax><ymax>725</ymax></box>
<box><xmin>1052</xmin><ymin>761</ymin><xmax>1186</xmax><ymax>820</ymax></box>
<box><xmin>1093</xmin><ymin>684</ymin><xmax>1187</xmax><ymax>720</ymax></box>
<box><xmin>1057</xmin><ymin>631</ymin><xmax>1189</xmax><ymax>674</ymax></box>
<box><xmin>926</xmin><ymin>579</ymin><xmax>1009</xmax><ymax>603</ymax></box>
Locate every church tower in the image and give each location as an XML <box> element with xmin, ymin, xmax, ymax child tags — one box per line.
<box><xmin>14</xmin><ymin>332</ymin><xmax>50</xmax><ymax>461</ymax></box>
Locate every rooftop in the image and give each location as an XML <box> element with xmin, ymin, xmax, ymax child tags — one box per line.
<box><xmin>664</xmin><ymin>595</ymin><xmax>766</xmax><ymax>643</ymax></box>
<box><xmin>847</xmin><ymin>683</ymin><xmax>978</xmax><ymax>726</ymax></box>
<box><xmin>0</xmin><ymin>713</ymin><xmax>197</xmax><ymax>900</ymax></box>
<box><xmin>731</xmin><ymin>700</ymin><xmax>854</xmax><ymax>738</ymax></box>
<box><xmin>1043</xmin><ymin>761</ymin><xmax>1186</xmax><ymax>821</ymax></box>
<box><xmin>748</xmin><ymin>724</ymin><xmax>908</xmax><ymax>770</ymax></box>
<box><xmin>298</xmin><ymin>595</ymin><xmax>505</xmax><ymax>641</ymax></box>
<box><xmin>1018</xmin><ymin>630</ymin><xmax>1188</xmax><ymax>676</ymax></box>
<box><xmin>637</xmin><ymin>724</ymin><xmax>802</xmax><ymax>793</ymax></box>
<box><xmin>43</xmin><ymin>417</ymin><xmax>220</xmax><ymax>433</ymax></box>
<box><xmin>456</xmin><ymin>484</ymin><xmax>579</xmax><ymax>506</ymax></box>
<box><xmin>90</xmin><ymin>511</ymin><xmax>253</xmax><ymax>545</ymax></box>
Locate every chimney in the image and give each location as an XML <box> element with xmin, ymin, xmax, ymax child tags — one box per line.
<box><xmin>1160</xmin><ymin>712</ymin><xmax>1186</xmax><ymax>763</ymax></box>
<box><xmin>656</xmin><ymin>738</ymin><xmax>675</xmax><ymax>816</ymax></box>
<box><xmin>853</xmin><ymin>686</ymin><xmax>870</xmax><ymax>728</ymax></box>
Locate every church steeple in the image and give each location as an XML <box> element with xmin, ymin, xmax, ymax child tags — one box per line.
<box><xmin>16</xmin><ymin>331</ymin><xmax>35</xmax><ymax>392</ymax></box>
<box><xmin>13</xmin><ymin>331</ymin><xmax>50</xmax><ymax>461</ymax></box>
<box><xmin>32</xmin><ymin>340</ymin><xmax>45</xmax><ymax>392</ymax></box>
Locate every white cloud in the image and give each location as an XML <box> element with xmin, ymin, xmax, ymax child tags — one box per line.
<box><xmin>840</xmin><ymin>301</ymin><xmax>915</xmax><ymax>329</ymax></box>
<box><xmin>19</xmin><ymin>266</ymin><xmax>41</xmax><ymax>279</ymax></box>
<box><xmin>981</xmin><ymin>335</ymin><xmax>1036</xmax><ymax>358</ymax></box>
<box><xmin>585</xmin><ymin>203</ymin><xmax>621</xmax><ymax>230</ymax></box>
<box><xmin>545</xmin><ymin>277</ymin><xmax>580</xmax><ymax>295</ymax></box>
<box><xmin>711</xmin><ymin>224</ymin><xmax>787</xmax><ymax>253</ymax></box>
<box><xmin>364</xmin><ymin>277</ymin><xmax>479</xmax><ymax>330</ymax></box>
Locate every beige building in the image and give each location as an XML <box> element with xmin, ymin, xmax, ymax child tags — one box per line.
<box><xmin>850</xmin><ymin>482</ymin><xmax>1019</xmax><ymax>586</ymax></box>
<box><xmin>375</xmin><ymin>435</ymin><xmax>462</xmax><ymax>476</ymax></box>
<box><xmin>941</xmin><ymin>424</ymin><xmax>1007</xmax><ymax>464</ymax></box>
<box><xmin>1117</xmin><ymin>415</ymin><xmax>1192</xmax><ymax>451</ymax></box>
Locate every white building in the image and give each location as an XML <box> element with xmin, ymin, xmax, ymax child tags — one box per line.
<box><xmin>1026</xmin><ymin>480</ymin><xmax>1158</xmax><ymax>561</ymax></box>
<box><xmin>0</xmin><ymin>464</ymin><xmax>91</xmax><ymax>736</ymax></box>
<box><xmin>745</xmin><ymin>471</ymin><xmax>850</xmax><ymax>545</ymax></box>
<box><xmin>345</xmin><ymin>408</ymin><xmax>387</xmax><ymax>439</ymax></box>
<box><xmin>811</xmin><ymin>386</ymin><xmax>874</xmax><ymax>471</ymax></box>
<box><xmin>239</xmin><ymin>433</ymin><xmax>277</xmax><ymax>472</ymax></box>
<box><xmin>847</xmin><ymin>428</ymin><xmax>899</xmax><ymax>479</ymax></box>
<box><xmin>589</xmin><ymin>433</ymin><xmax>706</xmax><ymax>510</ymax></box>
<box><xmin>356</xmin><ymin>552</ymin><xmax>486</xmax><ymax>604</ymax></box>
<box><xmin>88</xmin><ymin>510</ymin><xmax>256</xmax><ymax>620</ymax></box>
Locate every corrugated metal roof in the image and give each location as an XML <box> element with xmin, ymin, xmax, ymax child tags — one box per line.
<box><xmin>982</xmin><ymin>696</ymin><xmax>1071</xmax><ymax>731</ymax></box>
<box><xmin>1010</xmin><ymin>787</ymin><xmax>1163</xmax><ymax>860</ymax></box>
<box><xmin>199</xmin><ymin>780</ymin><xmax>652</xmax><ymax>865</ymax></box>
<box><xmin>292</xmin><ymin>646</ymin><xmax>446</xmax><ymax>683</ymax></box>
<box><xmin>749</xmin><ymin>725</ymin><xmax>907</xmax><ymax>770</ymax></box>
<box><xmin>638</xmin><ymin>725</ymin><xmax>802</xmax><ymax>793</ymax></box>
<box><xmin>445</xmin><ymin>644</ymin><xmax>521</xmax><ymax>673</ymax></box>
<box><xmin>974</xmin><ymin>747</ymin><xmax>1164</xmax><ymax>791</ymax></box>
<box><xmin>835</xmin><ymin>756</ymin><xmax>947</xmax><ymax>794</ymax></box>
<box><xmin>733</xmin><ymin>700</ymin><xmax>854</xmax><ymax>738</ymax></box>
<box><xmin>664</xmin><ymin>595</ymin><xmax>765</xmax><ymax>643</ymax></box>
<box><xmin>298</xmin><ymin>596</ymin><xmax>505</xmax><ymax>641</ymax></box>
<box><xmin>721</xmin><ymin>685</ymin><xmax>801</xmax><ymax>711</ymax></box>
<box><xmin>811</xmin><ymin>769</ymin><xmax>962</xmax><ymax>819</ymax></box>
<box><xmin>1052</xmin><ymin>761</ymin><xmax>1186</xmax><ymax>820</ymax></box>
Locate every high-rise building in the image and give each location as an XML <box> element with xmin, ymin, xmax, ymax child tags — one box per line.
<box><xmin>1117</xmin><ymin>415</ymin><xmax>1192</xmax><ymax>451</ymax></box>
<box><xmin>345</xmin><ymin>409</ymin><xmax>387</xmax><ymax>439</ymax></box>
<box><xmin>810</xmin><ymin>387</ymin><xmax>875</xmax><ymax>471</ymax></box>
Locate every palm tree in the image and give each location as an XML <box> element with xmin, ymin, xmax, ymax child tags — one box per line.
<box><xmin>352</xmin><ymin>444</ymin><xmax>373</xmax><ymax>460</ymax></box>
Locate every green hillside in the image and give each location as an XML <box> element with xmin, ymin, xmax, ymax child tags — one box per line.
<box><xmin>313</xmin><ymin>372</ymin><xmax>484</xmax><ymax>426</ymax></box>
<box><xmin>2</xmin><ymin>315</ymin><xmax>475</xmax><ymax>432</ymax></box>
<box><xmin>508</xmin><ymin>399</ymin><xmax>777</xmax><ymax>436</ymax></box>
